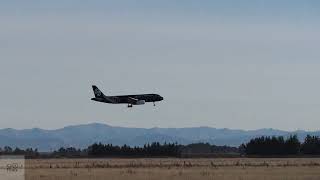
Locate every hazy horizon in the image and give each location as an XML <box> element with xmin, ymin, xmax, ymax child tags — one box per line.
<box><xmin>1</xmin><ymin>1</ymin><xmax>320</xmax><ymax>131</ymax></box>
<box><xmin>1</xmin><ymin>121</ymin><xmax>318</xmax><ymax>132</ymax></box>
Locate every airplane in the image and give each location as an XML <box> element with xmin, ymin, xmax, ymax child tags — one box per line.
<box><xmin>91</xmin><ymin>85</ymin><xmax>164</xmax><ymax>108</ymax></box>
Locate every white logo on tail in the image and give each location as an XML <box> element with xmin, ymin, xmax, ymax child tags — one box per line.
<box><xmin>94</xmin><ymin>89</ymin><xmax>102</xmax><ymax>97</ymax></box>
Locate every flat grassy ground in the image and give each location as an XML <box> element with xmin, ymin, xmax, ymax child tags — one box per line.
<box><xmin>25</xmin><ymin>158</ymin><xmax>320</xmax><ymax>180</ymax></box>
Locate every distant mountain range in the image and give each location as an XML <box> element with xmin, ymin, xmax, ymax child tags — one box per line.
<box><xmin>0</xmin><ymin>123</ymin><xmax>319</xmax><ymax>151</ymax></box>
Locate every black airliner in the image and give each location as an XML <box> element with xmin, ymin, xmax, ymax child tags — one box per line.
<box><xmin>91</xmin><ymin>85</ymin><xmax>164</xmax><ymax>107</ymax></box>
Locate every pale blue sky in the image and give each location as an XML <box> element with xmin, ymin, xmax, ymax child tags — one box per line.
<box><xmin>1</xmin><ymin>1</ymin><xmax>320</xmax><ymax>130</ymax></box>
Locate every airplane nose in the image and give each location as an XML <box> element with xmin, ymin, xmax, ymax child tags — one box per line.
<box><xmin>160</xmin><ymin>96</ymin><xmax>164</xmax><ymax>100</ymax></box>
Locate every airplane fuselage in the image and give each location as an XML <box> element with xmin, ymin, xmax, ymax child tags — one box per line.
<box><xmin>91</xmin><ymin>85</ymin><xmax>163</xmax><ymax>107</ymax></box>
<box><xmin>91</xmin><ymin>94</ymin><xmax>163</xmax><ymax>104</ymax></box>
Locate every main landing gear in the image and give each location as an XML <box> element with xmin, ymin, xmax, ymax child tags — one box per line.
<box><xmin>153</xmin><ymin>102</ymin><xmax>156</xmax><ymax>106</ymax></box>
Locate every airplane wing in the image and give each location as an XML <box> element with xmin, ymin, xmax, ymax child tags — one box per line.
<box><xmin>128</xmin><ymin>97</ymin><xmax>145</xmax><ymax>105</ymax></box>
<box><xmin>128</xmin><ymin>97</ymin><xmax>139</xmax><ymax>104</ymax></box>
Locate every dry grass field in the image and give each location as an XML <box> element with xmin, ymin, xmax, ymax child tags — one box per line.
<box><xmin>25</xmin><ymin>158</ymin><xmax>320</xmax><ymax>180</ymax></box>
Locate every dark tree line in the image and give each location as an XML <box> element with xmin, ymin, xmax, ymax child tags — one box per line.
<box><xmin>241</xmin><ymin>135</ymin><xmax>320</xmax><ymax>155</ymax></box>
<box><xmin>301</xmin><ymin>135</ymin><xmax>320</xmax><ymax>154</ymax></box>
<box><xmin>52</xmin><ymin>147</ymin><xmax>85</xmax><ymax>158</ymax></box>
<box><xmin>0</xmin><ymin>142</ymin><xmax>181</xmax><ymax>158</ymax></box>
<box><xmin>0</xmin><ymin>146</ymin><xmax>39</xmax><ymax>158</ymax></box>
<box><xmin>52</xmin><ymin>142</ymin><xmax>237</xmax><ymax>158</ymax></box>
<box><xmin>87</xmin><ymin>142</ymin><xmax>180</xmax><ymax>157</ymax></box>
<box><xmin>3</xmin><ymin>135</ymin><xmax>320</xmax><ymax>158</ymax></box>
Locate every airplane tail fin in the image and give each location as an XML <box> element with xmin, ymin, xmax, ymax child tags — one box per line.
<box><xmin>92</xmin><ymin>85</ymin><xmax>105</xmax><ymax>98</ymax></box>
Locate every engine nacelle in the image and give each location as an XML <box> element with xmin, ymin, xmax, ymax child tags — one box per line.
<box><xmin>134</xmin><ymin>100</ymin><xmax>145</xmax><ymax>105</ymax></box>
